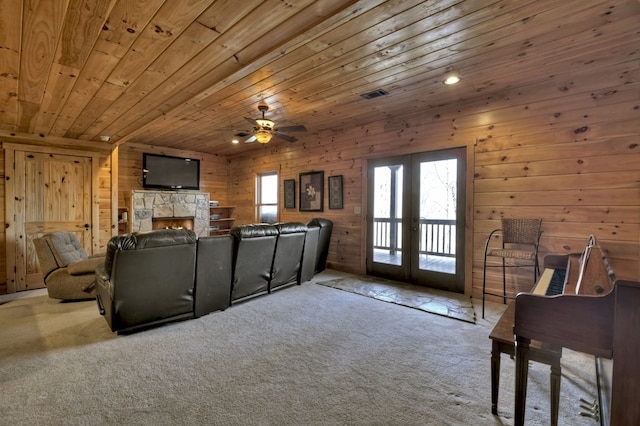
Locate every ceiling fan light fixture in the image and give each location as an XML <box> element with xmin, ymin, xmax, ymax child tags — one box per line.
<box><xmin>255</xmin><ymin>129</ymin><xmax>273</xmax><ymax>144</ymax></box>
<box><xmin>256</xmin><ymin>118</ymin><xmax>274</xmax><ymax>130</ymax></box>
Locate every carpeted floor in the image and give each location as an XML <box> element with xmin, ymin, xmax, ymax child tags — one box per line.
<box><xmin>316</xmin><ymin>275</ymin><xmax>475</xmax><ymax>323</ymax></box>
<box><xmin>0</xmin><ymin>271</ymin><xmax>598</xmax><ymax>425</ymax></box>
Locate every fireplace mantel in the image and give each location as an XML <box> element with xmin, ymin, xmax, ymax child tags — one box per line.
<box><xmin>131</xmin><ymin>190</ymin><xmax>209</xmax><ymax>237</ymax></box>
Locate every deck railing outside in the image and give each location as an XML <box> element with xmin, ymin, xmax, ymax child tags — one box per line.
<box><xmin>373</xmin><ymin>218</ymin><xmax>456</xmax><ymax>257</ymax></box>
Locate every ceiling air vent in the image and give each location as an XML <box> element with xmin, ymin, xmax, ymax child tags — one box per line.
<box><xmin>360</xmin><ymin>89</ymin><xmax>389</xmax><ymax>100</ymax></box>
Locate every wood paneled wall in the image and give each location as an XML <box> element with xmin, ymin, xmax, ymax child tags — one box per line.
<box><xmin>117</xmin><ymin>142</ymin><xmax>229</xmax><ymax>215</ymax></box>
<box><xmin>227</xmin><ymin>61</ymin><xmax>639</xmax><ymax>298</ymax></box>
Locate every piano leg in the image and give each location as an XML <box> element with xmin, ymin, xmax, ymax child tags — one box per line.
<box><xmin>491</xmin><ymin>340</ymin><xmax>501</xmax><ymax>415</ymax></box>
<box><xmin>550</xmin><ymin>360</ymin><xmax>561</xmax><ymax>426</ymax></box>
<box><xmin>515</xmin><ymin>336</ymin><xmax>531</xmax><ymax>426</ymax></box>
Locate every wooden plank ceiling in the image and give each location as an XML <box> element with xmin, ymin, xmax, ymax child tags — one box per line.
<box><xmin>0</xmin><ymin>0</ymin><xmax>638</xmax><ymax>155</ymax></box>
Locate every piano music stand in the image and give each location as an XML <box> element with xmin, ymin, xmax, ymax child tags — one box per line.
<box><xmin>489</xmin><ymin>302</ymin><xmax>562</xmax><ymax>425</ymax></box>
<box><xmin>482</xmin><ymin>218</ymin><xmax>542</xmax><ymax>318</ymax></box>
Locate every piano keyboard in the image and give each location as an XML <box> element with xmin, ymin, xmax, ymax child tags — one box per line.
<box><xmin>532</xmin><ymin>268</ymin><xmax>567</xmax><ymax>296</ymax></box>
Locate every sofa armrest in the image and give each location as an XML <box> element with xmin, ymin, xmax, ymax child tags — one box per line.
<box><xmin>95</xmin><ymin>263</ymin><xmax>109</xmax><ymax>281</ymax></box>
<box><xmin>67</xmin><ymin>256</ymin><xmax>105</xmax><ymax>276</ymax></box>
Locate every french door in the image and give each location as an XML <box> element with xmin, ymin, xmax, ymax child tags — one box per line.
<box><xmin>366</xmin><ymin>148</ymin><xmax>466</xmax><ymax>293</ymax></box>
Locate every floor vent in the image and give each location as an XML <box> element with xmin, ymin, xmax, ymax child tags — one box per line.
<box><xmin>360</xmin><ymin>89</ymin><xmax>389</xmax><ymax>100</ymax></box>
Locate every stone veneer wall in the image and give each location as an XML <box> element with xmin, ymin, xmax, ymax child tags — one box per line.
<box><xmin>131</xmin><ymin>190</ymin><xmax>210</xmax><ymax>237</ymax></box>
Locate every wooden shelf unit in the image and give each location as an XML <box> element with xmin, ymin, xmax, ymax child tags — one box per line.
<box><xmin>209</xmin><ymin>206</ymin><xmax>235</xmax><ymax>235</ymax></box>
<box><xmin>117</xmin><ymin>207</ymin><xmax>129</xmax><ymax>234</ymax></box>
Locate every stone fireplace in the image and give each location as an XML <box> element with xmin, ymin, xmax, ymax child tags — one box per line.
<box><xmin>131</xmin><ymin>190</ymin><xmax>209</xmax><ymax>237</ymax></box>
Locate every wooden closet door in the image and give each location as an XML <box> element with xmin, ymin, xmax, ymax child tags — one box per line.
<box><xmin>8</xmin><ymin>150</ymin><xmax>94</xmax><ymax>291</ymax></box>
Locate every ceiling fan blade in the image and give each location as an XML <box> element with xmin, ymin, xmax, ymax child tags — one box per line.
<box><xmin>276</xmin><ymin>125</ymin><xmax>306</xmax><ymax>132</ymax></box>
<box><xmin>244</xmin><ymin>135</ymin><xmax>257</xmax><ymax>143</ymax></box>
<box><xmin>244</xmin><ymin>117</ymin><xmax>258</xmax><ymax>126</ymax></box>
<box><xmin>274</xmin><ymin>132</ymin><xmax>297</xmax><ymax>143</ymax></box>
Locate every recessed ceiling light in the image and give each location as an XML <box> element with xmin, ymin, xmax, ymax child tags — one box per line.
<box><xmin>443</xmin><ymin>71</ymin><xmax>461</xmax><ymax>85</ymax></box>
<box><xmin>232</xmin><ymin>139</ymin><xmax>239</xmax><ymax>144</ymax></box>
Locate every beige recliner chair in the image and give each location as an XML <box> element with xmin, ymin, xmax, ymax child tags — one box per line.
<box><xmin>33</xmin><ymin>231</ymin><xmax>105</xmax><ymax>300</ymax></box>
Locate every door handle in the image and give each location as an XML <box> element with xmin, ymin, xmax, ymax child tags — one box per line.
<box><xmin>84</xmin><ymin>223</ymin><xmax>90</xmax><ymax>230</ymax></box>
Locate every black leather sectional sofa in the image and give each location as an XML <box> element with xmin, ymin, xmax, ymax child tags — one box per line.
<box><xmin>95</xmin><ymin>219</ymin><xmax>332</xmax><ymax>334</ymax></box>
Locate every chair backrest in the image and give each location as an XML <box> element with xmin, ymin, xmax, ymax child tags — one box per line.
<box><xmin>34</xmin><ymin>231</ymin><xmax>89</xmax><ymax>278</ymax></box>
<box><xmin>105</xmin><ymin>229</ymin><xmax>198</xmax><ymax>330</ymax></box>
<box><xmin>501</xmin><ymin>218</ymin><xmax>542</xmax><ymax>245</ymax></box>
<box><xmin>300</xmin><ymin>226</ymin><xmax>319</xmax><ymax>283</ymax></box>
<box><xmin>230</xmin><ymin>224</ymin><xmax>279</xmax><ymax>301</ymax></box>
<box><xmin>271</xmin><ymin>222</ymin><xmax>308</xmax><ymax>289</ymax></box>
<box><xmin>195</xmin><ymin>234</ymin><xmax>234</xmax><ymax>317</ymax></box>
<box><xmin>44</xmin><ymin>231</ymin><xmax>88</xmax><ymax>266</ymax></box>
<box><xmin>307</xmin><ymin>218</ymin><xmax>333</xmax><ymax>272</ymax></box>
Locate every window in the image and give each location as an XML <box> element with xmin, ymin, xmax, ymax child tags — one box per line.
<box><xmin>257</xmin><ymin>172</ymin><xmax>278</xmax><ymax>223</ymax></box>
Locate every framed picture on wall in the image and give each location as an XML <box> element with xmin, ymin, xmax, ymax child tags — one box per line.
<box><xmin>283</xmin><ymin>179</ymin><xmax>296</xmax><ymax>209</ymax></box>
<box><xmin>328</xmin><ymin>175</ymin><xmax>343</xmax><ymax>209</ymax></box>
<box><xmin>299</xmin><ymin>171</ymin><xmax>324</xmax><ymax>212</ymax></box>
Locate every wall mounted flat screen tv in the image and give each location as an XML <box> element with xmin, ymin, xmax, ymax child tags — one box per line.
<box><xmin>143</xmin><ymin>153</ymin><xmax>200</xmax><ymax>190</ymax></box>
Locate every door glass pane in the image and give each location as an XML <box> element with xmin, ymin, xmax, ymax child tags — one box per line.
<box><xmin>418</xmin><ymin>159</ymin><xmax>456</xmax><ymax>274</ymax></box>
<box><xmin>373</xmin><ymin>165</ymin><xmax>403</xmax><ymax>265</ymax></box>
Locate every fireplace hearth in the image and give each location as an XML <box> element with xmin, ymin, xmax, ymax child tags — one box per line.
<box><xmin>131</xmin><ymin>190</ymin><xmax>209</xmax><ymax>237</ymax></box>
<box><xmin>152</xmin><ymin>216</ymin><xmax>194</xmax><ymax>231</ymax></box>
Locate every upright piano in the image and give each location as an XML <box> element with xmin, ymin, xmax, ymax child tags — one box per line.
<box><xmin>513</xmin><ymin>235</ymin><xmax>640</xmax><ymax>425</ymax></box>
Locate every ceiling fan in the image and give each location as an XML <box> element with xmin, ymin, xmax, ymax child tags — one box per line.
<box><xmin>237</xmin><ymin>102</ymin><xmax>306</xmax><ymax>144</ymax></box>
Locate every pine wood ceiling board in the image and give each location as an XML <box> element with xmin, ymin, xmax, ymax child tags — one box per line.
<box><xmin>195</xmin><ymin>0</ymin><xmax>263</xmax><ymax>34</ymax></box>
<box><xmin>98</xmin><ymin>0</ymin><xmax>354</xmax><ymax>144</ymax></box>
<box><xmin>17</xmin><ymin>0</ymin><xmax>69</xmax><ymax>132</ymax></box>
<box><xmin>50</xmin><ymin>0</ymin><xmax>167</xmax><ymax>137</ymax></box>
<box><xmin>423</xmin><ymin>65</ymin><xmax>639</xmax><ymax>135</ymax></box>
<box><xmin>85</xmin><ymin>0</ymin><xmax>318</xmax><ymax>141</ymax></box>
<box><xmin>281</xmin><ymin>0</ymin><xmax>616</xmax><ymax>123</ymax></box>
<box><xmin>312</xmin><ymin>0</ymin><xmax>636</xmax><ymax>115</ymax></box>
<box><xmin>120</xmin><ymin>0</ymin><xmax>374</xmax><ymax>148</ymax></box>
<box><xmin>33</xmin><ymin>0</ymin><xmax>118</xmax><ymax>135</ymax></box>
<box><xmin>118</xmin><ymin>0</ymin><xmax>353</xmax><ymax>142</ymax></box>
<box><xmin>203</xmin><ymin>0</ymin><xmax>541</xmax><ymax>136</ymax></box>
<box><xmin>157</xmin><ymin>0</ymin><xmax>456</xmax><ymax>145</ymax></box>
<box><xmin>64</xmin><ymin>0</ymin><xmax>217</xmax><ymax>139</ymax></box>
<box><xmin>195</xmin><ymin>0</ymin><xmax>449</xmax><ymax>114</ymax></box>
<box><xmin>180</xmin><ymin>0</ymin><xmax>471</xmax><ymax>135</ymax></box>
<box><xmin>157</xmin><ymin>0</ymin><xmax>382</xmax><ymax>121</ymax></box>
<box><xmin>293</xmin><ymin>0</ymin><xmax>566</xmax><ymax>102</ymax></box>
<box><xmin>0</xmin><ymin>0</ymin><xmax>22</xmax><ymax>131</ymax></box>
<box><xmin>112</xmin><ymin>0</ymin><xmax>398</xmax><ymax>146</ymax></box>
<box><xmin>85</xmin><ymin>0</ymin><xmax>262</xmax><ymax>143</ymax></box>
<box><xmin>455</xmin><ymin>6</ymin><xmax>640</xmax><ymax>94</ymax></box>
<box><xmin>83</xmin><ymin>20</ymin><xmax>223</xmax><ymax>139</ymax></box>
<box><xmin>286</xmin><ymin>25</ymin><xmax>638</xmax><ymax>133</ymax></box>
